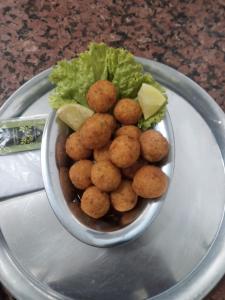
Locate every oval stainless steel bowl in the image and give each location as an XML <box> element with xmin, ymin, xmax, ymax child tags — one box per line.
<box><xmin>41</xmin><ymin>109</ymin><xmax>175</xmax><ymax>247</ymax></box>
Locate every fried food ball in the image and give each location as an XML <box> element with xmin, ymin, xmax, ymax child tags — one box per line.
<box><xmin>81</xmin><ymin>186</ymin><xmax>110</xmax><ymax>219</ymax></box>
<box><xmin>93</xmin><ymin>142</ymin><xmax>111</xmax><ymax>162</ymax></box>
<box><xmin>115</xmin><ymin>125</ymin><xmax>142</xmax><ymax>140</ymax></box>
<box><xmin>65</xmin><ymin>131</ymin><xmax>92</xmax><ymax>161</ymax></box>
<box><xmin>109</xmin><ymin>135</ymin><xmax>140</xmax><ymax>168</ymax></box>
<box><xmin>101</xmin><ymin>114</ymin><xmax>118</xmax><ymax>133</ymax></box>
<box><xmin>114</xmin><ymin>99</ymin><xmax>142</xmax><ymax>125</ymax></box>
<box><xmin>122</xmin><ymin>159</ymin><xmax>148</xmax><ymax>179</ymax></box>
<box><xmin>110</xmin><ymin>180</ymin><xmax>138</xmax><ymax>212</ymax></box>
<box><xmin>140</xmin><ymin>130</ymin><xmax>169</xmax><ymax>162</ymax></box>
<box><xmin>80</xmin><ymin>113</ymin><xmax>112</xmax><ymax>149</ymax></box>
<box><xmin>87</xmin><ymin>80</ymin><xmax>117</xmax><ymax>113</ymax></box>
<box><xmin>91</xmin><ymin>160</ymin><xmax>121</xmax><ymax>192</ymax></box>
<box><xmin>132</xmin><ymin>165</ymin><xmax>168</xmax><ymax>199</ymax></box>
<box><xmin>69</xmin><ymin>160</ymin><xmax>93</xmax><ymax>190</ymax></box>
<box><xmin>69</xmin><ymin>202</ymin><xmax>97</xmax><ymax>228</ymax></box>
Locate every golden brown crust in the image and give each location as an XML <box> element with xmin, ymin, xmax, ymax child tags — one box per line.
<box><xmin>114</xmin><ymin>99</ymin><xmax>142</xmax><ymax>125</ymax></box>
<box><xmin>140</xmin><ymin>130</ymin><xmax>169</xmax><ymax>162</ymax></box>
<box><xmin>122</xmin><ymin>159</ymin><xmax>148</xmax><ymax>179</ymax></box>
<box><xmin>109</xmin><ymin>135</ymin><xmax>140</xmax><ymax>168</ymax></box>
<box><xmin>69</xmin><ymin>160</ymin><xmax>93</xmax><ymax>190</ymax></box>
<box><xmin>81</xmin><ymin>186</ymin><xmax>110</xmax><ymax>219</ymax></box>
<box><xmin>91</xmin><ymin>160</ymin><xmax>121</xmax><ymax>192</ymax></box>
<box><xmin>93</xmin><ymin>141</ymin><xmax>111</xmax><ymax>162</ymax></box>
<box><xmin>101</xmin><ymin>114</ymin><xmax>118</xmax><ymax>133</ymax></box>
<box><xmin>132</xmin><ymin>165</ymin><xmax>168</xmax><ymax>199</ymax></box>
<box><xmin>115</xmin><ymin>125</ymin><xmax>142</xmax><ymax>140</ymax></box>
<box><xmin>80</xmin><ymin>113</ymin><xmax>112</xmax><ymax>149</ymax></box>
<box><xmin>65</xmin><ymin>131</ymin><xmax>92</xmax><ymax>161</ymax></box>
<box><xmin>87</xmin><ymin>80</ymin><xmax>117</xmax><ymax>113</ymax></box>
<box><xmin>110</xmin><ymin>180</ymin><xmax>138</xmax><ymax>212</ymax></box>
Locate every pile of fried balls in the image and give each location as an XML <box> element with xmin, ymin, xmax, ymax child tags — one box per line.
<box><xmin>64</xmin><ymin>80</ymin><xmax>169</xmax><ymax>220</ymax></box>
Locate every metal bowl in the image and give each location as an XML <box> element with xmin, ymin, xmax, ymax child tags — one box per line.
<box><xmin>41</xmin><ymin>108</ymin><xmax>174</xmax><ymax>247</ymax></box>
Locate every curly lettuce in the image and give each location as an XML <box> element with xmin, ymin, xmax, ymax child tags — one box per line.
<box><xmin>49</xmin><ymin>42</ymin><xmax>167</xmax><ymax>128</ymax></box>
<box><xmin>49</xmin><ymin>43</ymin><xmax>108</xmax><ymax>108</ymax></box>
<box><xmin>138</xmin><ymin>104</ymin><xmax>167</xmax><ymax>130</ymax></box>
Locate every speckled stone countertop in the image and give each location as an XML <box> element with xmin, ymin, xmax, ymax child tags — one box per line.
<box><xmin>0</xmin><ymin>0</ymin><xmax>225</xmax><ymax>299</ymax></box>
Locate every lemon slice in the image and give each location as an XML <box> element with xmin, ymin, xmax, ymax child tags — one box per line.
<box><xmin>138</xmin><ymin>83</ymin><xmax>166</xmax><ymax>120</ymax></box>
<box><xmin>57</xmin><ymin>103</ymin><xmax>94</xmax><ymax>131</ymax></box>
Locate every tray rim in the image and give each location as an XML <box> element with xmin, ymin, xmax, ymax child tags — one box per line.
<box><xmin>0</xmin><ymin>58</ymin><xmax>225</xmax><ymax>300</ymax></box>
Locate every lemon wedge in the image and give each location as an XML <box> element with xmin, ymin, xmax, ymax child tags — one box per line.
<box><xmin>57</xmin><ymin>103</ymin><xmax>94</xmax><ymax>131</ymax></box>
<box><xmin>138</xmin><ymin>83</ymin><xmax>166</xmax><ymax>120</ymax></box>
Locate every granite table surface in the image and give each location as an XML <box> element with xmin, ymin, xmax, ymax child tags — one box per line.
<box><xmin>0</xmin><ymin>0</ymin><xmax>225</xmax><ymax>299</ymax></box>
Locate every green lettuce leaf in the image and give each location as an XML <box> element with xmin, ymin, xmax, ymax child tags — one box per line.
<box><xmin>49</xmin><ymin>43</ymin><xmax>108</xmax><ymax>109</ymax></box>
<box><xmin>49</xmin><ymin>42</ymin><xmax>167</xmax><ymax>128</ymax></box>
<box><xmin>138</xmin><ymin>104</ymin><xmax>167</xmax><ymax>130</ymax></box>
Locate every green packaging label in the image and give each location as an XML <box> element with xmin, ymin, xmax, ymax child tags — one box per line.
<box><xmin>0</xmin><ymin>115</ymin><xmax>47</xmax><ymax>155</ymax></box>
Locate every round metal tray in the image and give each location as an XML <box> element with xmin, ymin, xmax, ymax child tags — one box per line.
<box><xmin>0</xmin><ymin>58</ymin><xmax>225</xmax><ymax>300</ymax></box>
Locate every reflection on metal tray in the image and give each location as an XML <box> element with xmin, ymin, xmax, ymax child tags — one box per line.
<box><xmin>0</xmin><ymin>58</ymin><xmax>225</xmax><ymax>300</ymax></box>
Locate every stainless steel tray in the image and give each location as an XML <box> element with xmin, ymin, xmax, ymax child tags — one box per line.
<box><xmin>1</xmin><ymin>58</ymin><xmax>225</xmax><ymax>300</ymax></box>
